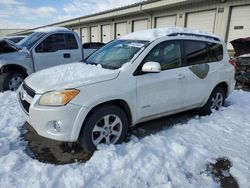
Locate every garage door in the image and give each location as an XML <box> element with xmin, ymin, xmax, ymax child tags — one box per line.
<box><xmin>90</xmin><ymin>26</ymin><xmax>98</xmax><ymax>42</ymax></box>
<box><xmin>81</xmin><ymin>28</ymin><xmax>88</xmax><ymax>43</ymax></box>
<box><xmin>73</xmin><ymin>28</ymin><xmax>80</xmax><ymax>38</ymax></box>
<box><xmin>186</xmin><ymin>10</ymin><xmax>216</xmax><ymax>33</ymax></box>
<box><xmin>155</xmin><ymin>15</ymin><xmax>176</xmax><ymax>28</ymax></box>
<box><xmin>115</xmin><ymin>22</ymin><xmax>127</xmax><ymax>38</ymax></box>
<box><xmin>101</xmin><ymin>25</ymin><xmax>111</xmax><ymax>43</ymax></box>
<box><xmin>227</xmin><ymin>5</ymin><xmax>250</xmax><ymax>49</ymax></box>
<box><xmin>133</xmin><ymin>19</ymin><xmax>148</xmax><ymax>32</ymax></box>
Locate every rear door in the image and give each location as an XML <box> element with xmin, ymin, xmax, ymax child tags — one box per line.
<box><xmin>183</xmin><ymin>40</ymin><xmax>223</xmax><ymax>108</ymax></box>
<box><xmin>136</xmin><ymin>40</ymin><xmax>188</xmax><ymax>120</ymax></box>
<box><xmin>32</xmin><ymin>33</ymin><xmax>82</xmax><ymax>71</ymax></box>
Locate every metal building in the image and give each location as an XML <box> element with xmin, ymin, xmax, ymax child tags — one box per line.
<box><xmin>15</xmin><ymin>0</ymin><xmax>250</xmax><ymax>49</ymax></box>
<box><xmin>0</xmin><ymin>29</ymin><xmax>26</xmax><ymax>38</ymax></box>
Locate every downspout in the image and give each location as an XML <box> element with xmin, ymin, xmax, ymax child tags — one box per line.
<box><xmin>139</xmin><ymin>4</ymin><xmax>153</xmax><ymax>29</ymax></box>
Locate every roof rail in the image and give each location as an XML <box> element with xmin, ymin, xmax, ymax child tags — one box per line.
<box><xmin>168</xmin><ymin>32</ymin><xmax>220</xmax><ymax>42</ymax></box>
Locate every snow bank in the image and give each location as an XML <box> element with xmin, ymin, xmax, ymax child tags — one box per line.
<box><xmin>121</xmin><ymin>27</ymin><xmax>221</xmax><ymax>42</ymax></box>
<box><xmin>0</xmin><ymin>90</ymin><xmax>250</xmax><ymax>188</ymax></box>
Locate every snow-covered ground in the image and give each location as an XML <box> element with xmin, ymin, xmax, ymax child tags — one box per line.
<box><xmin>0</xmin><ymin>90</ymin><xmax>249</xmax><ymax>188</ymax></box>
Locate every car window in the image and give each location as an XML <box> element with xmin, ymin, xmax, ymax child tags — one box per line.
<box><xmin>85</xmin><ymin>40</ymin><xmax>149</xmax><ymax>69</ymax></box>
<box><xmin>83</xmin><ymin>43</ymin><xmax>105</xmax><ymax>49</ymax></box>
<box><xmin>208</xmin><ymin>42</ymin><xmax>223</xmax><ymax>62</ymax></box>
<box><xmin>35</xmin><ymin>34</ymin><xmax>66</xmax><ymax>53</ymax></box>
<box><xmin>65</xmin><ymin>33</ymin><xmax>78</xmax><ymax>49</ymax></box>
<box><xmin>82</xmin><ymin>43</ymin><xmax>91</xmax><ymax>48</ymax></box>
<box><xmin>144</xmin><ymin>40</ymin><xmax>182</xmax><ymax>71</ymax></box>
<box><xmin>183</xmin><ymin>40</ymin><xmax>209</xmax><ymax>65</ymax></box>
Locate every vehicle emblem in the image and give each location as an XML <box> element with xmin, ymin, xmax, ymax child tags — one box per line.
<box><xmin>20</xmin><ymin>89</ymin><xmax>27</xmax><ymax>101</ymax></box>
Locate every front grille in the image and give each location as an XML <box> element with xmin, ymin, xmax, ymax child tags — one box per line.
<box><xmin>19</xmin><ymin>92</ymin><xmax>30</xmax><ymax>113</ymax></box>
<box><xmin>19</xmin><ymin>82</ymin><xmax>35</xmax><ymax>114</ymax></box>
<box><xmin>23</xmin><ymin>82</ymin><xmax>35</xmax><ymax>98</ymax></box>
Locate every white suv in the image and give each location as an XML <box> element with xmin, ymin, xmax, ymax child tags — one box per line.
<box><xmin>18</xmin><ymin>27</ymin><xmax>235</xmax><ymax>153</ymax></box>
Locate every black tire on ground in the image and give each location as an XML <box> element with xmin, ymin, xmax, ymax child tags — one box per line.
<box><xmin>0</xmin><ymin>71</ymin><xmax>24</xmax><ymax>92</ymax></box>
<box><xmin>200</xmin><ymin>87</ymin><xmax>225</xmax><ymax>116</ymax></box>
<box><xmin>79</xmin><ymin>104</ymin><xmax>129</xmax><ymax>153</ymax></box>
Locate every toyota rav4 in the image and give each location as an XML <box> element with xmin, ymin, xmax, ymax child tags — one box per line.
<box><xmin>18</xmin><ymin>27</ymin><xmax>236</xmax><ymax>153</ymax></box>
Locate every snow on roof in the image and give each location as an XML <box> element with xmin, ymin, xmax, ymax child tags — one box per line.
<box><xmin>34</xmin><ymin>27</ymin><xmax>69</xmax><ymax>33</ymax></box>
<box><xmin>121</xmin><ymin>27</ymin><xmax>221</xmax><ymax>42</ymax></box>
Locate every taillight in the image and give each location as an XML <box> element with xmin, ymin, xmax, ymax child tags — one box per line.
<box><xmin>229</xmin><ymin>58</ymin><xmax>236</xmax><ymax>69</ymax></box>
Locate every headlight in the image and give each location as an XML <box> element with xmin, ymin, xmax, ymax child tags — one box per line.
<box><xmin>39</xmin><ymin>89</ymin><xmax>80</xmax><ymax>106</ymax></box>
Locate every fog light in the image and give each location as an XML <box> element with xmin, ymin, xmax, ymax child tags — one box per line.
<box><xmin>53</xmin><ymin>121</ymin><xmax>61</xmax><ymax>132</ymax></box>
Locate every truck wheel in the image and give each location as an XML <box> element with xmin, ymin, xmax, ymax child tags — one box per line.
<box><xmin>0</xmin><ymin>71</ymin><xmax>24</xmax><ymax>92</ymax></box>
<box><xmin>200</xmin><ymin>87</ymin><xmax>225</xmax><ymax>116</ymax></box>
<box><xmin>79</xmin><ymin>104</ymin><xmax>128</xmax><ymax>153</ymax></box>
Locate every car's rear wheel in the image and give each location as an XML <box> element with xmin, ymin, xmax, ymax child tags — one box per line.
<box><xmin>200</xmin><ymin>87</ymin><xmax>225</xmax><ymax>115</ymax></box>
<box><xmin>0</xmin><ymin>71</ymin><xmax>24</xmax><ymax>91</ymax></box>
<box><xmin>79</xmin><ymin>104</ymin><xmax>128</xmax><ymax>153</ymax></box>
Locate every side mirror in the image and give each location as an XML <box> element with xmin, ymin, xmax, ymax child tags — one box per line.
<box><xmin>142</xmin><ymin>61</ymin><xmax>161</xmax><ymax>73</ymax></box>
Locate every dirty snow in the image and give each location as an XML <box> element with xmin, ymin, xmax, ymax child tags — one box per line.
<box><xmin>0</xmin><ymin>90</ymin><xmax>250</xmax><ymax>188</ymax></box>
<box><xmin>121</xmin><ymin>27</ymin><xmax>221</xmax><ymax>42</ymax></box>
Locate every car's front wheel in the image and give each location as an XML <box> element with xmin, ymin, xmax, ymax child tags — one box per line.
<box><xmin>79</xmin><ymin>104</ymin><xmax>128</xmax><ymax>153</ymax></box>
<box><xmin>200</xmin><ymin>87</ymin><xmax>225</xmax><ymax>115</ymax></box>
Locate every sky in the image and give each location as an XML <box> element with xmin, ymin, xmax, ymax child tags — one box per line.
<box><xmin>0</xmin><ymin>0</ymin><xmax>145</xmax><ymax>29</ymax></box>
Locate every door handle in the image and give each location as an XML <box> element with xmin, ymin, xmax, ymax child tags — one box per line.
<box><xmin>63</xmin><ymin>53</ymin><xmax>71</xmax><ymax>58</ymax></box>
<box><xmin>177</xmin><ymin>74</ymin><xmax>185</xmax><ymax>80</ymax></box>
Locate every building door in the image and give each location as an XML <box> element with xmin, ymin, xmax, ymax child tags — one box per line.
<box><xmin>155</xmin><ymin>15</ymin><xmax>176</xmax><ymax>28</ymax></box>
<box><xmin>101</xmin><ymin>24</ymin><xmax>111</xmax><ymax>43</ymax></box>
<box><xmin>133</xmin><ymin>19</ymin><xmax>148</xmax><ymax>32</ymax></box>
<box><xmin>90</xmin><ymin>26</ymin><xmax>98</xmax><ymax>42</ymax></box>
<box><xmin>115</xmin><ymin>22</ymin><xmax>127</xmax><ymax>38</ymax></box>
<box><xmin>186</xmin><ymin>10</ymin><xmax>216</xmax><ymax>33</ymax></box>
<box><xmin>227</xmin><ymin>5</ymin><xmax>250</xmax><ymax>49</ymax></box>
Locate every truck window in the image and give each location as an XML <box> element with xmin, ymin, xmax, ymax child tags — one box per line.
<box><xmin>65</xmin><ymin>33</ymin><xmax>78</xmax><ymax>49</ymax></box>
<box><xmin>183</xmin><ymin>40</ymin><xmax>209</xmax><ymax>65</ymax></box>
<box><xmin>35</xmin><ymin>34</ymin><xmax>66</xmax><ymax>53</ymax></box>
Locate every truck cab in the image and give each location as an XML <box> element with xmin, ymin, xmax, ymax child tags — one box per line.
<box><xmin>0</xmin><ymin>27</ymin><xmax>83</xmax><ymax>91</ymax></box>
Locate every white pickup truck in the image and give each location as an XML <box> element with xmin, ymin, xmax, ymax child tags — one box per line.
<box><xmin>0</xmin><ymin>27</ymin><xmax>101</xmax><ymax>91</ymax></box>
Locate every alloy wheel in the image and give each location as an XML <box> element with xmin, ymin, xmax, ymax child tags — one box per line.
<box><xmin>91</xmin><ymin>114</ymin><xmax>123</xmax><ymax>146</ymax></box>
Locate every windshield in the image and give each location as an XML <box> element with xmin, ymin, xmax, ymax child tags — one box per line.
<box><xmin>17</xmin><ymin>32</ymin><xmax>46</xmax><ymax>49</ymax></box>
<box><xmin>85</xmin><ymin>40</ymin><xmax>149</xmax><ymax>69</ymax></box>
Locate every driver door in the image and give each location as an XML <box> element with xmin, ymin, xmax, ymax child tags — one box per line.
<box><xmin>32</xmin><ymin>33</ymin><xmax>78</xmax><ymax>71</ymax></box>
<box><xmin>136</xmin><ymin>40</ymin><xmax>188</xmax><ymax>120</ymax></box>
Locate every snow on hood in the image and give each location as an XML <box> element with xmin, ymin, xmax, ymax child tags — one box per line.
<box><xmin>25</xmin><ymin>63</ymin><xmax>119</xmax><ymax>93</ymax></box>
<box><xmin>121</xmin><ymin>27</ymin><xmax>221</xmax><ymax>42</ymax></box>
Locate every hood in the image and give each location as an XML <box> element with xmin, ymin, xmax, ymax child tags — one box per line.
<box><xmin>0</xmin><ymin>39</ymin><xmax>21</xmax><ymax>54</ymax></box>
<box><xmin>24</xmin><ymin>63</ymin><xmax>120</xmax><ymax>93</ymax></box>
<box><xmin>230</xmin><ymin>37</ymin><xmax>250</xmax><ymax>57</ymax></box>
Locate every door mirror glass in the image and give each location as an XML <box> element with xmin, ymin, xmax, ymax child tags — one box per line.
<box><xmin>142</xmin><ymin>61</ymin><xmax>161</xmax><ymax>73</ymax></box>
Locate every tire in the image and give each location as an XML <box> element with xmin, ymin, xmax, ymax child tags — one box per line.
<box><xmin>200</xmin><ymin>87</ymin><xmax>225</xmax><ymax>116</ymax></box>
<box><xmin>79</xmin><ymin>104</ymin><xmax>128</xmax><ymax>153</ymax></box>
<box><xmin>0</xmin><ymin>71</ymin><xmax>24</xmax><ymax>92</ymax></box>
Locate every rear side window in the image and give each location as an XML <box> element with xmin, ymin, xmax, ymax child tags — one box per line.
<box><xmin>208</xmin><ymin>42</ymin><xmax>223</xmax><ymax>61</ymax></box>
<box><xmin>183</xmin><ymin>40</ymin><xmax>209</xmax><ymax>65</ymax></box>
<box><xmin>65</xmin><ymin>33</ymin><xmax>78</xmax><ymax>49</ymax></box>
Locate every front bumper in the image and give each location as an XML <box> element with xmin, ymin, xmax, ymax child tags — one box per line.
<box><xmin>18</xmin><ymin>84</ymin><xmax>87</xmax><ymax>142</ymax></box>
